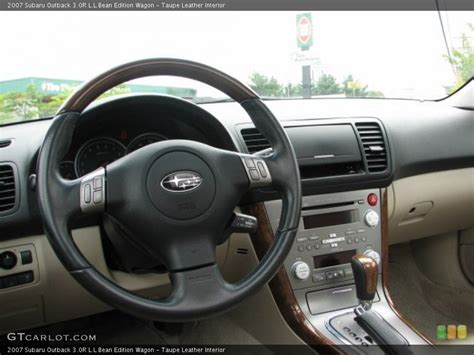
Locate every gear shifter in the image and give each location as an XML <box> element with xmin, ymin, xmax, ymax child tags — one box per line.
<box><xmin>350</xmin><ymin>254</ymin><xmax>412</xmax><ymax>354</ymax></box>
<box><xmin>351</xmin><ymin>254</ymin><xmax>378</xmax><ymax>310</ymax></box>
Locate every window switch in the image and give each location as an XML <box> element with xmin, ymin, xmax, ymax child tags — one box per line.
<box><xmin>20</xmin><ymin>250</ymin><xmax>33</xmax><ymax>265</ymax></box>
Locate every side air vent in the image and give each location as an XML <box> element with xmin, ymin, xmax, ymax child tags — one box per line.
<box><xmin>355</xmin><ymin>122</ymin><xmax>388</xmax><ymax>173</ymax></box>
<box><xmin>0</xmin><ymin>140</ymin><xmax>12</xmax><ymax>148</ymax></box>
<box><xmin>240</xmin><ymin>128</ymin><xmax>270</xmax><ymax>153</ymax></box>
<box><xmin>0</xmin><ymin>164</ymin><xmax>17</xmax><ymax>213</ymax></box>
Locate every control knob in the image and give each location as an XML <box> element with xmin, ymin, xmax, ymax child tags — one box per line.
<box><xmin>0</xmin><ymin>251</ymin><xmax>17</xmax><ymax>270</ymax></box>
<box><xmin>291</xmin><ymin>261</ymin><xmax>310</xmax><ymax>281</ymax></box>
<box><xmin>363</xmin><ymin>249</ymin><xmax>381</xmax><ymax>265</ymax></box>
<box><xmin>364</xmin><ymin>210</ymin><xmax>380</xmax><ymax>228</ymax></box>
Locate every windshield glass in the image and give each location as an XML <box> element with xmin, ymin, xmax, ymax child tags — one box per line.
<box><xmin>0</xmin><ymin>11</ymin><xmax>472</xmax><ymax>125</ymax></box>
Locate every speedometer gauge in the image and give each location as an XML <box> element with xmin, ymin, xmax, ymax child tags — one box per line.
<box><xmin>75</xmin><ymin>137</ymin><xmax>126</xmax><ymax>177</ymax></box>
<box><xmin>126</xmin><ymin>133</ymin><xmax>167</xmax><ymax>154</ymax></box>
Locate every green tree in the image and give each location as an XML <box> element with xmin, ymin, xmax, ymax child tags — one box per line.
<box><xmin>313</xmin><ymin>73</ymin><xmax>342</xmax><ymax>95</ymax></box>
<box><xmin>445</xmin><ymin>23</ymin><xmax>473</xmax><ymax>93</ymax></box>
<box><xmin>249</xmin><ymin>72</ymin><xmax>283</xmax><ymax>97</ymax></box>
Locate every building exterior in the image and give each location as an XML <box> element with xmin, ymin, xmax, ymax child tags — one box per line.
<box><xmin>0</xmin><ymin>77</ymin><xmax>197</xmax><ymax>98</ymax></box>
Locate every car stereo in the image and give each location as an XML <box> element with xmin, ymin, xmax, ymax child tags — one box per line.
<box><xmin>265</xmin><ymin>189</ymin><xmax>382</xmax><ymax>291</ymax></box>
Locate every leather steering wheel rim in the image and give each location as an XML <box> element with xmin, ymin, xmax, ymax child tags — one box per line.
<box><xmin>37</xmin><ymin>58</ymin><xmax>302</xmax><ymax>322</ymax></box>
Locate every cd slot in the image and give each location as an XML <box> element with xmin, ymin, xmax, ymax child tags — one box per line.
<box><xmin>302</xmin><ymin>201</ymin><xmax>355</xmax><ymax>211</ymax></box>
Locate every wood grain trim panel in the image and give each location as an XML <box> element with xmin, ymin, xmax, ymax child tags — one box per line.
<box><xmin>246</xmin><ymin>203</ymin><xmax>342</xmax><ymax>354</ymax></box>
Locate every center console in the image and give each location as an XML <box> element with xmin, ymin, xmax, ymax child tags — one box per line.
<box><xmin>264</xmin><ymin>188</ymin><xmax>429</xmax><ymax>351</ymax></box>
<box><xmin>267</xmin><ymin>189</ymin><xmax>381</xmax><ymax>295</ymax></box>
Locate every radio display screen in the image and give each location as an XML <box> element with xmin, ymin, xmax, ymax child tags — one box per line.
<box><xmin>313</xmin><ymin>250</ymin><xmax>356</xmax><ymax>269</ymax></box>
<box><xmin>303</xmin><ymin>210</ymin><xmax>357</xmax><ymax>229</ymax></box>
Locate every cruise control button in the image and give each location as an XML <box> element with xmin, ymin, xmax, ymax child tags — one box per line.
<box><xmin>257</xmin><ymin>162</ymin><xmax>268</xmax><ymax>178</ymax></box>
<box><xmin>93</xmin><ymin>190</ymin><xmax>103</xmax><ymax>204</ymax></box>
<box><xmin>249</xmin><ymin>169</ymin><xmax>260</xmax><ymax>181</ymax></box>
<box><xmin>84</xmin><ymin>184</ymin><xmax>92</xmax><ymax>203</ymax></box>
<box><xmin>244</xmin><ymin>158</ymin><xmax>255</xmax><ymax>168</ymax></box>
<box><xmin>93</xmin><ymin>176</ymin><xmax>103</xmax><ymax>189</ymax></box>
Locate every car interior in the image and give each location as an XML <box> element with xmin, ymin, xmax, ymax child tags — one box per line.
<box><xmin>0</xmin><ymin>56</ymin><xmax>473</xmax><ymax>354</ymax></box>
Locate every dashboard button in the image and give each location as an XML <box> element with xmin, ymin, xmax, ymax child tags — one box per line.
<box><xmin>296</xmin><ymin>237</ymin><xmax>308</xmax><ymax>243</ymax></box>
<box><xmin>306</xmin><ymin>244</ymin><xmax>312</xmax><ymax>251</ymax></box>
<box><xmin>3</xmin><ymin>275</ymin><xmax>18</xmax><ymax>288</ymax></box>
<box><xmin>17</xmin><ymin>271</ymin><xmax>34</xmax><ymax>285</ymax></box>
<box><xmin>312</xmin><ymin>273</ymin><xmax>326</xmax><ymax>282</ymax></box>
<box><xmin>361</xmin><ymin>236</ymin><xmax>367</xmax><ymax>242</ymax></box>
<box><xmin>20</xmin><ymin>251</ymin><xmax>32</xmax><ymax>265</ymax></box>
<box><xmin>297</xmin><ymin>246</ymin><xmax>304</xmax><ymax>252</ymax></box>
<box><xmin>345</xmin><ymin>230</ymin><xmax>355</xmax><ymax>235</ymax></box>
<box><xmin>364</xmin><ymin>210</ymin><xmax>380</xmax><ymax>228</ymax></box>
<box><xmin>346</xmin><ymin>237</ymin><xmax>353</xmax><ymax>244</ymax></box>
<box><xmin>354</xmin><ymin>237</ymin><xmax>360</xmax><ymax>243</ymax></box>
<box><xmin>309</xmin><ymin>235</ymin><xmax>319</xmax><ymax>241</ymax></box>
<box><xmin>292</xmin><ymin>262</ymin><xmax>310</xmax><ymax>281</ymax></box>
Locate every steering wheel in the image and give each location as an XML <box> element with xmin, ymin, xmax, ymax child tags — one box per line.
<box><xmin>37</xmin><ymin>59</ymin><xmax>301</xmax><ymax>322</ymax></box>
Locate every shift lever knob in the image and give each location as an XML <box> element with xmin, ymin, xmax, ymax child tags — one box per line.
<box><xmin>351</xmin><ymin>254</ymin><xmax>378</xmax><ymax>309</ymax></box>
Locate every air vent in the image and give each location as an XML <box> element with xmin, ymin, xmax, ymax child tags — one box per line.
<box><xmin>355</xmin><ymin>122</ymin><xmax>388</xmax><ymax>173</ymax></box>
<box><xmin>0</xmin><ymin>140</ymin><xmax>12</xmax><ymax>148</ymax></box>
<box><xmin>240</xmin><ymin>128</ymin><xmax>271</xmax><ymax>153</ymax></box>
<box><xmin>0</xmin><ymin>164</ymin><xmax>17</xmax><ymax>213</ymax></box>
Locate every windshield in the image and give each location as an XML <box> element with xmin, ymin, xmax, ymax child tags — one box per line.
<box><xmin>0</xmin><ymin>11</ymin><xmax>472</xmax><ymax>125</ymax></box>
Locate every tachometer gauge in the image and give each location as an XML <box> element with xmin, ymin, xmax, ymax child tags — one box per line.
<box><xmin>126</xmin><ymin>133</ymin><xmax>167</xmax><ymax>154</ymax></box>
<box><xmin>75</xmin><ymin>137</ymin><xmax>126</xmax><ymax>177</ymax></box>
<box><xmin>59</xmin><ymin>161</ymin><xmax>76</xmax><ymax>180</ymax></box>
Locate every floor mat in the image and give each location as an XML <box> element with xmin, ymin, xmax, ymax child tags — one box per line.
<box><xmin>388</xmin><ymin>243</ymin><xmax>474</xmax><ymax>344</ymax></box>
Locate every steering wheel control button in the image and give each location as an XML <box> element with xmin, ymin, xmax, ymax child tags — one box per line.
<box><xmin>257</xmin><ymin>162</ymin><xmax>268</xmax><ymax>177</ymax></box>
<box><xmin>292</xmin><ymin>261</ymin><xmax>311</xmax><ymax>281</ymax></box>
<box><xmin>364</xmin><ymin>210</ymin><xmax>380</xmax><ymax>228</ymax></box>
<box><xmin>230</xmin><ymin>213</ymin><xmax>258</xmax><ymax>234</ymax></box>
<box><xmin>0</xmin><ymin>251</ymin><xmax>17</xmax><ymax>270</ymax></box>
<box><xmin>244</xmin><ymin>158</ymin><xmax>255</xmax><ymax>168</ymax></box>
<box><xmin>84</xmin><ymin>184</ymin><xmax>92</xmax><ymax>203</ymax></box>
<box><xmin>240</xmin><ymin>155</ymin><xmax>272</xmax><ymax>187</ymax></box>
<box><xmin>80</xmin><ymin>168</ymin><xmax>105</xmax><ymax>214</ymax></box>
<box><xmin>147</xmin><ymin>152</ymin><xmax>215</xmax><ymax>220</ymax></box>
<box><xmin>249</xmin><ymin>169</ymin><xmax>260</xmax><ymax>181</ymax></box>
<box><xmin>20</xmin><ymin>250</ymin><xmax>32</xmax><ymax>265</ymax></box>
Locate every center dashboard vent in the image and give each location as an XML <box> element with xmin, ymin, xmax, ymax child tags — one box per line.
<box><xmin>355</xmin><ymin>122</ymin><xmax>388</xmax><ymax>173</ymax></box>
<box><xmin>0</xmin><ymin>164</ymin><xmax>17</xmax><ymax>214</ymax></box>
<box><xmin>240</xmin><ymin>128</ymin><xmax>271</xmax><ymax>153</ymax></box>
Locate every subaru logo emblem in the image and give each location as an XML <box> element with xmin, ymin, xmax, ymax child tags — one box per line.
<box><xmin>161</xmin><ymin>171</ymin><xmax>202</xmax><ymax>192</ymax></box>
